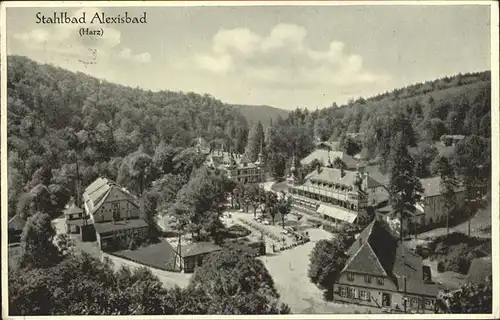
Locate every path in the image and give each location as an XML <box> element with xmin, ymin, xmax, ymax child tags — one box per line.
<box><xmin>405</xmin><ymin>203</ymin><xmax>492</xmax><ymax>249</ymax></box>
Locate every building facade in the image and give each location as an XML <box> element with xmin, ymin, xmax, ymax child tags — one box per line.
<box><xmin>83</xmin><ymin>177</ymin><xmax>149</xmax><ymax>250</ymax></box>
<box><xmin>418</xmin><ymin>176</ymin><xmax>466</xmax><ymax>226</ymax></box>
<box><xmin>173</xmin><ymin>242</ymin><xmax>222</xmax><ymax>273</ymax></box>
<box><xmin>206</xmin><ymin>150</ymin><xmax>266</xmax><ymax>184</ymax></box>
<box><xmin>289</xmin><ymin>166</ymin><xmax>389</xmax><ymax>226</ymax></box>
<box><xmin>333</xmin><ymin>218</ymin><xmax>443</xmax><ymax>313</ymax></box>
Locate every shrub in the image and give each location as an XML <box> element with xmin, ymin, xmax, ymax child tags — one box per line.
<box><xmin>437</xmin><ymin>261</ymin><xmax>445</xmax><ymax>273</ymax></box>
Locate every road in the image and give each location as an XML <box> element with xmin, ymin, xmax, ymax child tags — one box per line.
<box><xmin>260</xmin><ymin>228</ymin><xmax>379</xmax><ymax>314</ymax></box>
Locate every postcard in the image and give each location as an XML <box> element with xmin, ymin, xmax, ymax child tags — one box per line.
<box><xmin>1</xmin><ymin>1</ymin><xmax>498</xmax><ymax>319</ymax></box>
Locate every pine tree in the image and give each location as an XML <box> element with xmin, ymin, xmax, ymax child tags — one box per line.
<box><xmin>244</xmin><ymin>121</ymin><xmax>265</xmax><ymax>162</ymax></box>
<box><xmin>436</xmin><ymin>156</ymin><xmax>458</xmax><ymax>235</ymax></box>
<box><xmin>388</xmin><ymin>132</ymin><xmax>424</xmax><ymax>242</ymax></box>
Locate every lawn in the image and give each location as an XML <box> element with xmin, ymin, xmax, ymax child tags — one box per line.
<box><xmin>112</xmin><ymin>238</ymin><xmax>179</xmax><ymax>272</ymax></box>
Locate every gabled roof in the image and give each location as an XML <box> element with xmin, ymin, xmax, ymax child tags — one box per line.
<box><xmin>300</xmin><ymin>150</ymin><xmax>358</xmax><ymax>169</ymax></box>
<box><xmin>177</xmin><ymin>242</ymin><xmax>222</xmax><ymax>258</ymax></box>
<box><xmin>420</xmin><ymin>176</ymin><xmax>465</xmax><ymax>198</ymax></box>
<box><xmin>8</xmin><ymin>215</ymin><xmax>25</xmax><ymax>231</ymax></box>
<box><xmin>343</xmin><ymin>242</ymin><xmax>387</xmax><ymax>276</ymax></box>
<box><xmin>83</xmin><ymin>178</ymin><xmax>139</xmax><ymax>215</ymax></box>
<box><xmin>305</xmin><ymin>167</ymin><xmax>359</xmax><ymax>186</ymax></box>
<box><xmin>314</xmin><ymin>141</ymin><xmax>340</xmax><ymax>151</ymax></box>
<box><xmin>343</xmin><ymin>219</ymin><xmax>432</xmax><ymax>295</ymax></box>
<box><xmin>362</xmin><ymin>165</ymin><xmax>390</xmax><ymax>186</ymax></box>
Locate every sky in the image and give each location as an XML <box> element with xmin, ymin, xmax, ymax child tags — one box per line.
<box><xmin>6</xmin><ymin>4</ymin><xmax>492</xmax><ymax>110</ymax></box>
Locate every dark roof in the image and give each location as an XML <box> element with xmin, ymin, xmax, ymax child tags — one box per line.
<box><xmin>404</xmin><ymin>278</ymin><xmax>444</xmax><ymax>297</ymax></box>
<box><xmin>177</xmin><ymin>242</ymin><xmax>222</xmax><ymax>258</ymax></box>
<box><xmin>343</xmin><ymin>242</ymin><xmax>387</xmax><ymax>276</ymax></box>
<box><xmin>94</xmin><ymin>218</ymin><xmax>148</xmax><ymax>235</ymax></box>
<box><xmin>343</xmin><ymin>219</ymin><xmax>437</xmax><ymax>296</ymax></box>
<box><xmin>8</xmin><ymin>215</ymin><xmax>25</xmax><ymax>231</ymax></box>
<box><xmin>465</xmin><ymin>257</ymin><xmax>492</xmax><ymax>284</ymax></box>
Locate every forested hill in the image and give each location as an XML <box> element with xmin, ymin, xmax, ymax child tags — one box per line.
<box><xmin>7</xmin><ymin>55</ymin><xmax>251</xmax><ymax>215</ymax></box>
<box><xmin>231</xmin><ymin>104</ymin><xmax>289</xmax><ymax>126</ymax></box>
<box><xmin>262</xmin><ymin>70</ymin><xmax>490</xmax><ymax>181</ymax></box>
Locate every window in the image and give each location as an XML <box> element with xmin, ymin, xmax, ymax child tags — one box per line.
<box><xmin>347</xmin><ymin>272</ymin><xmax>354</xmax><ymax>281</ymax></box>
<box><xmin>411</xmin><ymin>297</ymin><xmax>419</xmax><ymax>308</ymax></box>
<box><xmin>347</xmin><ymin>287</ymin><xmax>355</xmax><ymax>298</ymax></box>
<box><xmin>377</xmin><ymin>277</ymin><xmax>384</xmax><ymax>285</ymax></box>
<box><xmin>364</xmin><ymin>275</ymin><xmax>372</xmax><ymax>283</ymax></box>
<box><xmin>425</xmin><ymin>299</ymin><xmax>434</xmax><ymax>309</ymax></box>
<box><xmin>360</xmin><ymin>290</ymin><xmax>370</xmax><ymax>301</ymax></box>
<box><xmin>340</xmin><ymin>287</ymin><xmax>347</xmax><ymax>297</ymax></box>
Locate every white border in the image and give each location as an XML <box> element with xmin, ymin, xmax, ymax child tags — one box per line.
<box><xmin>1</xmin><ymin>1</ymin><xmax>499</xmax><ymax>319</ymax></box>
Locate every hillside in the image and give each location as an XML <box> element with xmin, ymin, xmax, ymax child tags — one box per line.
<box><xmin>263</xmin><ymin>71</ymin><xmax>491</xmax><ymax>182</ymax></box>
<box><xmin>6</xmin><ymin>55</ymin><xmax>250</xmax><ymax>216</ymax></box>
<box><xmin>231</xmin><ymin>104</ymin><xmax>290</xmax><ymax>126</ymax></box>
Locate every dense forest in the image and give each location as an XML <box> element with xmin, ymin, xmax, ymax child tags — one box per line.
<box><xmin>230</xmin><ymin>104</ymin><xmax>289</xmax><ymax>126</ymax></box>
<box><xmin>7</xmin><ymin>55</ymin><xmax>250</xmax><ymax>217</ymax></box>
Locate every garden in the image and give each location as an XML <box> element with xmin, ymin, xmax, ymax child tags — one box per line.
<box><xmin>415</xmin><ymin>232</ymin><xmax>491</xmax><ymax>275</ymax></box>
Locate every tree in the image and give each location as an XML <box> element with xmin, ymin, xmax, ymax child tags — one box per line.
<box><xmin>245</xmin><ymin>183</ymin><xmax>264</xmax><ymax>218</ymax></box>
<box><xmin>332</xmin><ymin>157</ymin><xmax>346</xmax><ymax>170</ymax></box>
<box><xmin>411</xmin><ymin>143</ymin><xmax>439</xmax><ymax>178</ymax></box>
<box><xmin>172</xmin><ymin>147</ymin><xmax>206</xmax><ymax>176</ymax></box>
<box><xmin>436</xmin><ymin>156</ymin><xmax>458</xmax><ymax>235</ymax></box>
<box><xmin>244</xmin><ymin>121</ymin><xmax>265</xmax><ymax>162</ymax></box>
<box><xmin>388</xmin><ymin>132</ymin><xmax>424</xmax><ymax>242</ymax></box>
<box><xmin>269</xmin><ymin>152</ymin><xmax>287</xmax><ymax>180</ymax></box>
<box><xmin>453</xmin><ymin>135</ymin><xmax>489</xmax><ymax>235</ymax></box>
<box><xmin>140</xmin><ymin>189</ymin><xmax>159</xmax><ymax>237</ymax></box>
<box><xmin>19</xmin><ymin>212</ymin><xmax>61</xmax><ymax>269</ymax></box>
<box><xmin>308</xmin><ymin>237</ymin><xmax>348</xmax><ymax>300</ymax></box>
<box><xmin>277</xmin><ymin>193</ymin><xmax>292</xmax><ymax>229</ymax></box>
<box><xmin>313</xmin><ymin>118</ymin><xmax>330</xmax><ymax>141</ymax></box>
<box><xmin>117</xmin><ymin>148</ymin><xmax>155</xmax><ymax>196</ymax></box>
<box><xmin>339</xmin><ymin>134</ymin><xmax>361</xmax><ymax>156</ymax></box>
<box><xmin>188</xmin><ymin>249</ymin><xmax>289</xmax><ymax>314</ymax></box>
<box><xmin>173</xmin><ymin>167</ymin><xmax>232</xmax><ymax>241</ymax></box>
<box><xmin>153</xmin><ymin>141</ymin><xmax>177</xmax><ymax>175</ymax></box>
<box><xmin>437</xmin><ymin>276</ymin><xmax>492</xmax><ymax>313</ymax></box>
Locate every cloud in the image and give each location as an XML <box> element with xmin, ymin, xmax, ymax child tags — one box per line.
<box><xmin>13</xmin><ymin>8</ymin><xmax>149</xmax><ymax>67</ymax></box>
<box><xmin>118</xmin><ymin>48</ymin><xmax>152</xmax><ymax>64</ymax></box>
<box><xmin>193</xmin><ymin>23</ymin><xmax>389</xmax><ymax>89</ymax></box>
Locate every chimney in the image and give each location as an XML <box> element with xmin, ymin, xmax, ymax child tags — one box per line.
<box><xmin>341</xmin><ymin>167</ymin><xmax>345</xmax><ymax>178</ymax></box>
